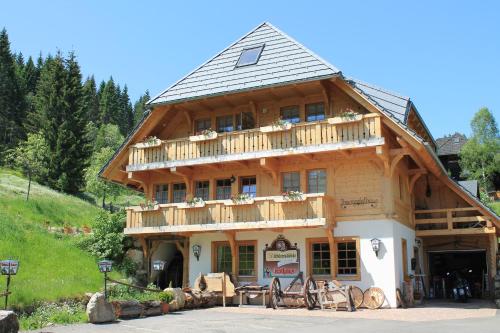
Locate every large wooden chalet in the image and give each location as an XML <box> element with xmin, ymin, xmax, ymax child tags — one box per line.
<box><xmin>101</xmin><ymin>22</ymin><xmax>499</xmax><ymax>307</ymax></box>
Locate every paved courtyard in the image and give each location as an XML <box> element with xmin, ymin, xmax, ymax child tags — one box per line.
<box><xmin>30</xmin><ymin>301</ymin><xmax>499</xmax><ymax>333</ymax></box>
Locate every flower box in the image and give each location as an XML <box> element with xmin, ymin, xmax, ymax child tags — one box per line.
<box><xmin>259</xmin><ymin>123</ymin><xmax>292</xmax><ymax>133</ymax></box>
<box><xmin>180</xmin><ymin>198</ymin><xmax>206</xmax><ymax>208</ymax></box>
<box><xmin>327</xmin><ymin>114</ymin><xmax>363</xmax><ymax>125</ymax></box>
<box><xmin>227</xmin><ymin>194</ymin><xmax>255</xmax><ymax>206</ymax></box>
<box><xmin>134</xmin><ymin>139</ymin><xmax>161</xmax><ymax>148</ymax></box>
<box><xmin>189</xmin><ymin>131</ymin><xmax>218</xmax><ymax>142</ymax></box>
<box><xmin>276</xmin><ymin>191</ymin><xmax>305</xmax><ymax>202</ymax></box>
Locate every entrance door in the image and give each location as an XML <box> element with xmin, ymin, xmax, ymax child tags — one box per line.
<box><xmin>428</xmin><ymin>250</ymin><xmax>487</xmax><ymax>299</ymax></box>
<box><xmin>164</xmin><ymin>251</ymin><xmax>183</xmax><ymax>288</ymax></box>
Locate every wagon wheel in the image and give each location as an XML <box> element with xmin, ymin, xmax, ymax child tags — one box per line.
<box><xmin>396</xmin><ymin>288</ymin><xmax>407</xmax><ymax>309</ymax></box>
<box><xmin>351</xmin><ymin>286</ymin><xmax>364</xmax><ymax>308</ymax></box>
<box><xmin>269</xmin><ymin>277</ymin><xmax>281</xmax><ymax>309</ymax></box>
<box><xmin>303</xmin><ymin>276</ymin><xmax>318</xmax><ymax>310</ymax></box>
<box><xmin>363</xmin><ymin>287</ymin><xmax>385</xmax><ymax>309</ymax></box>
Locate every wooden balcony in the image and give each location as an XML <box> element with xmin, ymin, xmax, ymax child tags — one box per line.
<box><xmin>125</xmin><ymin>194</ymin><xmax>334</xmax><ymax>235</ymax></box>
<box><xmin>127</xmin><ymin>113</ymin><xmax>382</xmax><ymax>171</ymax></box>
<box><xmin>415</xmin><ymin>207</ymin><xmax>496</xmax><ymax>236</ymax></box>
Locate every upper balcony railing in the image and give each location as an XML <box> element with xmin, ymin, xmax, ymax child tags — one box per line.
<box><xmin>125</xmin><ymin>193</ymin><xmax>334</xmax><ymax>235</ymax></box>
<box><xmin>127</xmin><ymin>113</ymin><xmax>382</xmax><ymax>170</ymax></box>
<box><xmin>415</xmin><ymin>207</ymin><xmax>495</xmax><ymax>236</ymax></box>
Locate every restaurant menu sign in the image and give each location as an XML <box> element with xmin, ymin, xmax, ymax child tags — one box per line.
<box><xmin>263</xmin><ymin>235</ymin><xmax>300</xmax><ymax>278</ymax></box>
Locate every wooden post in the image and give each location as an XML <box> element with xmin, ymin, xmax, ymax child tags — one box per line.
<box><xmin>325</xmin><ymin>225</ymin><xmax>336</xmax><ymax>280</ymax></box>
<box><xmin>446</xmin><ymin>209</ymin><xmax>453</xmax><ymax>230</ymax></box>
<box><xmin>225</xmin><ymin>231</ymin><xmax>238</xmax><ymax>279</ymax></box>
<box><xmin>175</xmin><ymin>238</ymin><xmax>191</xmax><ymax>288</ymax></box>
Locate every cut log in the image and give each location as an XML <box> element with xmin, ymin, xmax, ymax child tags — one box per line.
<box><xmin>112</xmin><ymin>300</ymin><xmax>144</xmax><ymax>319</ymax></box>
<box><xmin>141</xmin><ymin>300</ymin><xmax>162</xmax><ymax>316</ymax></box>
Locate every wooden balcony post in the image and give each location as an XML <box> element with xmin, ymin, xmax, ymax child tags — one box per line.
<box><xmin>374</xmin><ymin>115</ymin><xmax>382</xmax><ymax>138</ymax></box>
<box><xmin>446</xmin><ymin>209</ymin><xmax>453</xmax><ymax>230</ymax></box>
<box><xmin>325</xmin><ymin>225</ymin><xmax>336</xmax><ymax>280</ymax></box>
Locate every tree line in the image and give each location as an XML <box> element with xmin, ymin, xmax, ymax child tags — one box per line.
<box><xmin>0</xmin><ymin>28</ymin><xmax>149</xmax><ymax>201</ymax></box>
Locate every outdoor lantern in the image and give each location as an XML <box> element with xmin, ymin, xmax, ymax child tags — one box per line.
<box><xmin>192</xmin><ymin>244</ymin><xmax>201</xmax><ymax>261</ymax></box>
<box><xmin>1</xmin><ymin>259</ymin><xmax>19</xmax><ymax>309</ymax></box>
<box><xmin>98</xmin><ymin>260</ymin><xmax>113</xmax><ymax>300</ymax></box>
<box><xmin>415</xmin><ymin>238</ymin><xmax>422</xmax><ymax>248</ymax></box>
<box><xmin>370</xmin><ymin>238</ymin><xmax>381</xmax><ymax>257</ymax></box>
<box><xmin>152</xmin><ymin>260</ymin><xmax>166</xmax><ymax>272</ymax></box>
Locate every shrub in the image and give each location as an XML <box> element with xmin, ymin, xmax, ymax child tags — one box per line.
<box><xmin>159</xmin><ymin>291</ymin><xmax>174</xmax><ymax>303</ymax></box>
<box><xmin>19</xmin><ymin>301</ymin><xmax>87</xmax><ymax>331</ymax></box>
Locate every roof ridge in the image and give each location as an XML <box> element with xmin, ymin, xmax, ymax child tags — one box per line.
<box><xmin>148</xmin><ymin>22</ymin><xmax>270</xmax><ymax>105</ymax></box>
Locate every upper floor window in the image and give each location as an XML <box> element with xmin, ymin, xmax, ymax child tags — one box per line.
<box><xmin>195</xmin><ymin>118</ymin><xmax>211</xmax><ymax>134</ymax></box>
<box><xmin>280</xmin><ymin>106</ymin><xmax>300</xmax><ymax>124</ymax></box>
<box><xmin>235</xmin><ymin>44</ymin><xmax>264</xmax><ymax>68</ymax></box>
<box><xmin>240</xmin><ymin>176</ymin><xmax>257</xmax><ymax>198</ymax></box>
<box><xmin>282</xmin><ymin>171</ymin><xmax>300</xmax><ymax>193</ymax></box>
<box><xmin>216</xmin><ymin>115</ymin><xmax>234</xmax><ymax>133</ymax></box>
<box><xmin>306</xmin><ymin>103</ymin><xmax>325</xmax><ymax>122</ymax></box>
<box><xmin>195</xmin><ymin>180</ymin><xmax>210</xmax><ymax>201</ymax></box>
<box><xmin>154</xmin><ymin>184</ymin><xmax>169</xmax><ymax>204</ymax></box>
<box><xmin>216</xmin><ymin>179</ymin><xmax>232</xmax><ymax>200</ymax></box>
<box><xmin>307</xmin><ymin>169</ymin><xmax>326</xmax><ymax>193</ymax></box>
<box><xmin>236</xmin><ymin>112</ymin><xmax>255</xmax><ymax>131</ymax></box>
<box><xmin>172</xmin><ymin>183</ymin><xmax>186</xmax><ymax>203</ymax></box>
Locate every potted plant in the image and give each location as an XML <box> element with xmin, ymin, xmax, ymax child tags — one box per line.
<box><xmin>189</xmin><ymin>128</ymin><xmax>218</xmax><ymax>142</ymax></box>
<box><xmin>327</xmin><ymin>111</ymin><xmax>363</xmax><ymax>124</ymax></box>
<box><xmin>229</xmin><ymin>193</ymin><xmax>254</xmax><ymax>205</ymax></box>
<box><xmin>260</xmin><ymin>117</ymin><xmax>292</xmax><ymax>133</ymax></box>
<box><xmin>185</xmin><ymin>197</ymin><xmax>205</xmax><ymax>208</ymax></box>
<box><xmin>140</xmin><ymin>200</ymin><xmax>159</xmax><ymax>211</ymax></box>
<box><xmin>159</xmin><ymin>291</ymin><xmax>174</xmax><ymax>314</ymax></box>
<box><xmin>281</xmin><ymin>190</ymin><xmax>305</xmax><ymax>202</ymax></box>
<box><xmin>135</xmin><ymin>136</ymin><xmax>161</xmax><ymax>148</ymax></box>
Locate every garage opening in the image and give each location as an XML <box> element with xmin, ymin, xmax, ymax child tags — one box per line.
<box><xmin>428</xmin><ymin>250</ymin><xmax>487</xmax><ymax>299</ymax></box>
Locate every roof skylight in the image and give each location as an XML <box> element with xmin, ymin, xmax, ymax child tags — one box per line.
<box><xmin>235</xmin><ymin>44</ymin><xmax>264</xmax><ymax>68</ymax></box>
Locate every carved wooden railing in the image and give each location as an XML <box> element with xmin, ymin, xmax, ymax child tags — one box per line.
<box><xmin>125</xmin><ymin>194</ymin><xmax>334</xmax><ymax>233</ymax></box>
<box><xmin>128</xmin><ymin>114</ymin><xmax>381</xmax><ymax>168</ymax></box>
<box><xmin>414</xmin><ymin>207</ymin><xmax>495</xmax><ymax>236</ymax></box>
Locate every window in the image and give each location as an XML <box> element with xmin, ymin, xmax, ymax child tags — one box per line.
<box><xmin>311</xmin><ymin>241</ymin><xmax>331</xmax><ymax>276</ymax></box>
<box><xmin>172</xmin><ymin>183</ymin><xmax>186</xmax><ymax>203</ymax></box>
<box><xmin>235</xmin><ymin>112</ymin><xmax>255</xmax><ymax>130</ymax></box>
<box><xmin>238</xmin><ymin>242</ymin><xmax>256</xmax><ymax>277</ymax></box>
<box><xmin>154</xmin><ymin>184</ymin><xmax>168</xmax><ymax>204</ymax></box>
<box><xmin>235</xmin><ymin>44</ymin><xmax>264</xmax><ymax>68</ymax></box>
<box><xmin>306</xmin><ymin>103</ymin><xmax>325</xmax><ymax>122</ymax></box>
<box><xmin>280</xmin><ymin>106</ymin><xmax>300</xmax><ymax>124</ymax></box>
<box><xmin>195</xmin><ymin>180</ymin><xmax>210</xmax><ymax>201</ymax></box>
<box><xmin>216</xmin><ymin>179</ymin><xmax>232</xmax><ymax>200</ymax></box>
<box><xmin>216</xmin><ymin>115</ymin><xmax>234</xmax><ymax>133</ymax></box>
<box><xmin>282</xmin><ymin>172</ymin><xmax>300</xmax><ymax>193</ymax></box>
<box><xmin>307</xmin><ymin>169</ymin><xmax>326</xmax><ymax>193</ymax></box>
<box><xmin>195</xmin><ymin>118</ymin><xmax>211</xmax><ymax>134</ymax></box>
<box><xmin>240</xmin><ymin>176</ymin><xmax>257</xmax><ymax>198</ymax></box>
<box><xmin>213</xmin><ymin>242</ymin><xmax>232</xmax><ymax>273</ymax></box>
<box><xmin>336</xmin><ymin>237</ymin><xmax>360</xmax><ymax>279</ymax></box>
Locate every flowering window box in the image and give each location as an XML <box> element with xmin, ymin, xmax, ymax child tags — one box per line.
<box><xmin>180</xmin><ymin>198</ymin><xmax>206</xmax><ymax>208</ymax></box>
<box><xmin>134</xmin><ymin>137</ymin><xmax>162</xmax><ymax>148</ymax></box>
<box><xmin>139</xmin><ymin>201</ymin><xmax>159</xmax><ymax>211</ymax></box>
<box><xmin>275</xmin><ymin>191</ymin><xmax>305</xmax><ymax>202</ymax></box>
<box><xmin>259</xmin><ymin>123</ymin><xmax>292</xmax><ymax>133</ymax></box>
<box><xmin>226</xmin><ymin>194</ymin><xmax>255</xmax><ymax>206</ymax></box>
<box><xmin>189</xmin><ymin>130</ymin><xmax>218</xmax><ymax>142</ymax></box>
<box><xmin>327</xmin><ymin>113</ymin><xmax>363</xmax><ymax>125</ymax></box>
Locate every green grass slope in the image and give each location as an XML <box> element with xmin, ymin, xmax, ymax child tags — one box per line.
<box><xmin>0</xmin><ymin>168</ymin><xmax>118</xmax><ymax>307</ymax></box>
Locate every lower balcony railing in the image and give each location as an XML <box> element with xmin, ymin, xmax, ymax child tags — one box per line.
<box><xmin>415</xmin><ymin>207</ymin><xmax>495</xmax><ymax>236</ymax></box>
<box><xmin>125</xmin><ymin>194</ymin><xmax>334</xmax><ymax>234</ymax></box>
<box><xmin>127</xmin><ymin>113</ymin><xmax>382</xmax><ymax>170</ymax></box>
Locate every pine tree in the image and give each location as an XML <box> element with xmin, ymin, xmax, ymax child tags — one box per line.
<box><xmin>99</xmin><ymin>77</ymin><xmax>120</xmax><ymax>125</ymax></box>
<box><xmin>133</xmin><ymin>90</ymin><xmax>150</xmax><ymax>126</ymax></box>
<box><xmin>118</xmin><ymin>85</ymin><xmax>133</xmax><ymax>135</ymax></box>
<box><xmin>82</xmin><ymin>75</ymin><xmax>100</xmax><ymax>125</ymax></box>
<box><xmin>24</xmin><ymin>56</ymin><xmax>39</xmax><ymax>94</ymax></box>
<box><xmin>0</xmin><ymin>28</ymin><xmax>26</xmax><ymax>155</ymax></box>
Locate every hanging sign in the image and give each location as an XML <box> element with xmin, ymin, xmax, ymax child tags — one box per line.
<box><xmin>263</xmin><ymin>235</ymin><xmax>300</xmax><ymax>278</ymax></box>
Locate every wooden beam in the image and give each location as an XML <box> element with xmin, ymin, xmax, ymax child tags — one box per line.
<box><xmin>170</xmin><ymin>167</ymin><xmax>193</xmax><ymax>198</ymax></box>
<box><xmin>375</xmin><ymin>145</ymin><xmax>390</xmax><ymax>177</ymax></box>
<box><xmin>390</xmin><ymin>153</ymin><xmax>405</xmax><ymax>177</ymax></box>
<box><xmin>224</xmin><ymin>231</ymin><xmax>238</xmax><ymax>278</ymax></box>
<box><xmin>260</xmin><ymin>158</ymin><xmax>279</xmax><ymax>185</ymax></box>
<box><xmin>409</xmin><ymin>171</ymin><xmax>425</xmax><ymax>193</ymax></box>
<box><xmin>320</xmin><ymin>80</ymin><xmax>331</xmax><ymax>116</ymax></box>
<box><xmin>249</xmin><ymin>101</ymin><xmax>258</xmax><ymax>126</ymax></box>
<box><xmin>325</xmin><ymin>225</ymin><xmax>336</xmax><ymax>280</ymax></box>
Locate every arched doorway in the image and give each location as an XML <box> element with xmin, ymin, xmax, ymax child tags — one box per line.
<box><xmin>164</xmin><ymin>250</ymin><xmax>183</xmax><ymax>288</ymax></box>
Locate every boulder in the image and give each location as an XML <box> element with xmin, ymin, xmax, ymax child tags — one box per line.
<box><xmin>164</xmin><ymin>288</ymin><xmax>185</xmax><ymax>309</ymax></box>
<box><xmin>0</xmin><ymin>311</ymin><xmax>19</xmax><ymax>333</ymax></box>
<box><xmin>86</xmin><ymin>292</ymin><xmax>116</xmax><ymax>323</ymax></box>
<box><xmin>126</xmin><ymin>249</ymin><xmax>144</xmax><ymax>268</ymax></box>
<box><xmin>169</xmin><ymin>300</ymin><xmax>179</xmax><ymax>311</ymax></box>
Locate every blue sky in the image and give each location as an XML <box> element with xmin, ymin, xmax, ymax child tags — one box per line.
<box><xmin>1</xmin><ymin>0</ymin><xmax>498</xmax><ymax>138</ymax></box>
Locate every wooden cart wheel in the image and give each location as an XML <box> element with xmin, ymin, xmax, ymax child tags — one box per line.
<box><xmin>396</xmin><ymin>288</ymin><xmax>407</xmax><ymax>308</ymax></box>
<box><xmin>269</xmin><ymin>277</ymin><xmax>281</xmax><ymax>309</ymax></box>
<box><xmin>351</xmin><ymin>286</ymin><xmax>364</xmax><ymax>308</ymax></box>
<box><xmin>363</xmin><ymin>287</ymin><xmax>385</xmax><ymax>309</ymax></box>
<box><xmin>303</xmin><ymin>276</ymin><xmax>318</xmax><ymax>310</ymax></box>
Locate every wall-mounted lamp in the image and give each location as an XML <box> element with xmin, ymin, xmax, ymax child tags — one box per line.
<box><xmin>192</xmin><ymin>244</ymin><xmax>201</xmax><ymax>261</ymax></box>
<box><xmin>415</xmin><ymin>238</ymin><xmax>422</xmax><ymax>249</ymax></box>
<box><xmin>370</xmin><ymin>238</ymin><xmax>381</xmax><ymax>257</ymax></box>
<box><xmin>230</xmin><ymin>175</ymin><xmax>236</xmax><ymax>183</ymax></box>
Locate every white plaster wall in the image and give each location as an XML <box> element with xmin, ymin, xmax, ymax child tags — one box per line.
<box><xmin>188</xmin><ymin>219</ymin><xmax>414</xmax><ymax>308</ymax></box>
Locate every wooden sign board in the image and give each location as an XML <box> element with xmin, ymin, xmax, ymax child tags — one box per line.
<box><xmin>263</xmin><ymin>235</ymin><xmax>300</xmax><ymax>278</ymax></box>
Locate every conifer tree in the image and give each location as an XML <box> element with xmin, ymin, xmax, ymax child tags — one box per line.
<box><xmin>118</xmin><ymin>85</ymin><xmax>133</xmax><ymax>135</ymax></box>
<box><xmin>82</xmin><ymin>75</ymin><xmax>100</xmax><ymax>125</ymax></box>
<box><xmin>133</xmin><ymin>90</ymin><xmax>150</xmax><ymax>126</ymax></box>
<box><xmin>99</xmin><ymin>77</ymin><xmax>120</xmax><ymax>125</ymax></box>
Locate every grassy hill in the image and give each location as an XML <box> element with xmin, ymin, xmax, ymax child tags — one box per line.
<box><xmin>0</xmin><ymin>168</ymin><xmax>121</xmax><ymax>308</ymax></box>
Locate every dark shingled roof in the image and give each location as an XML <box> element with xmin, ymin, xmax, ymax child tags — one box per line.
<box><xmin>436</xmin><ymin>133</ymin><xmax>468</xmax><ymax>156</ymax></box>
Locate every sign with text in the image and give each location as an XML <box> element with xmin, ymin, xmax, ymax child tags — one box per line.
<box><xmin>340</xmin><ymin>197</ymin><xmax>378</xmax><ymax>209</ymax></box>
<box><xmin>263</xmin><ymin>235</ymin><xmax>300</xmax><ymax>278</ymax></box>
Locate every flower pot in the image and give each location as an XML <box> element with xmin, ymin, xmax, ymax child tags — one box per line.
<box><xmin>161</xmin><ymin>302</ymin><xmax>169</xmax><ymax>314</ymax></box>
<box><xmin>189</xmin><ymin>132</ymin><xmax>218</xmax><ymax>142</ymax></box>
<box><xmin>226</xmin><ymin>198</ymin><xmax>255</xmax><ymax>206</ymax></box>
<box><xmin>134</xmin><ymin>140</ymin><xmax>161</xmax><ymax>148</ymax></box>
<box><xmin>259</xmin><ymin>123</ymin><xmax>292</xmax><ymax>133</ymax></box>
<box><xmin>327</xmin><ymin>114</ymin><xmax>363</xmax><ymax>124</ymax></box>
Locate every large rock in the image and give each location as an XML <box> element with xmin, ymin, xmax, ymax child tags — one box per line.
<box><xmin>86</xmin><ymin>292</ymin><xmax>116</xmax><ymax>323</ymax></box>
<box><xmin>164</xmin><ymin>288</ymin><xmax>185</xmax><ymax>310</ymax></box>
<box><xmin>126</xmin><ymin>249</ymin><xmax>144</xmax><ymax>268</ymax></box>
<box><xmin>0</xmin><ymin>311</ymin><xmax>19</xmax><ymax>333</ymax></box>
